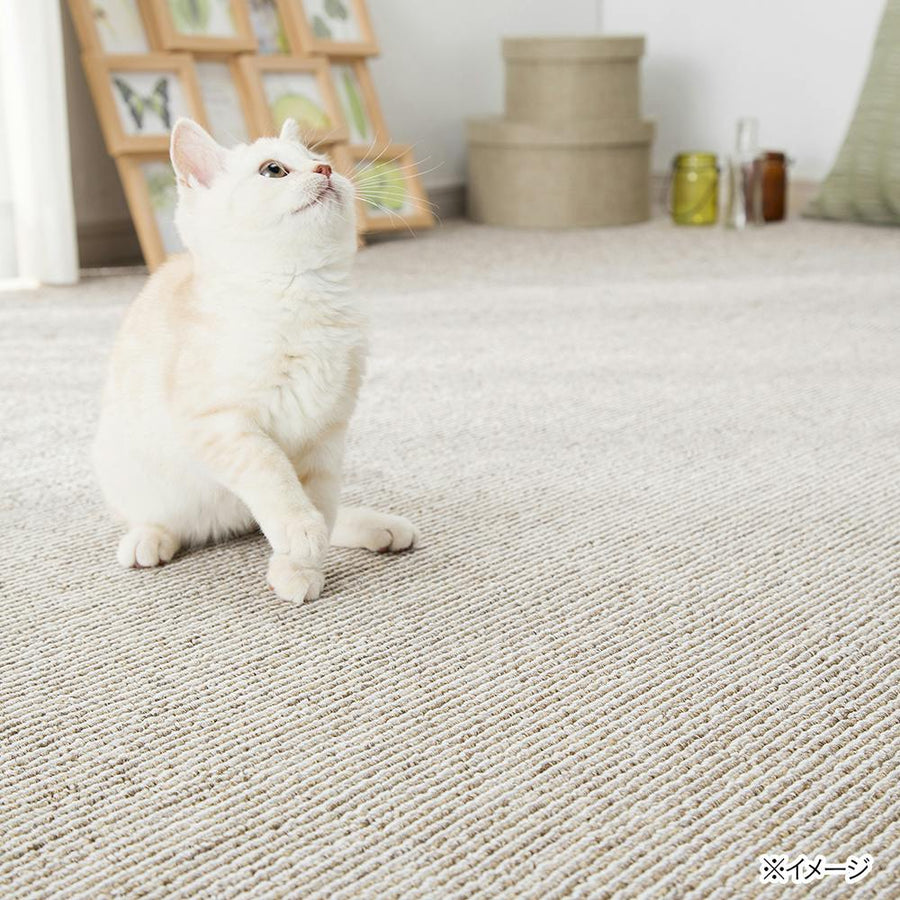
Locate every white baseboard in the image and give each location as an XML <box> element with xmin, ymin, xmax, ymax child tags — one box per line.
<box><xmin>77</xmin><ymin>219</ymin><xmax>143</xmax><ymax>269</ymax></box>
<box><xmin>423</xmin><ymin>177</ymin><xmax>820</xmax><ymax>224</ymax></box>
<box><xmin>427</xmin><ymin>183</ymin><xmax>467</xmax><ymax>221</ymax></box>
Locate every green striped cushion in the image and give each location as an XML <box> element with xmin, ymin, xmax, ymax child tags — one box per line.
<box><xmin>806</xmin><ymin>0</ymin><xmax>900</xmax><ymax>225</ymax></box>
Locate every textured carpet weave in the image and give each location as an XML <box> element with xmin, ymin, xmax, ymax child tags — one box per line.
<box><xmin>1</xmin><ymin>219</ymin><xmax>898</xmax><ymax>898</ymax></box>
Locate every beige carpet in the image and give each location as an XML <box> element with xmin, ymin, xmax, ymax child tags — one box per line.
<box><xmin>1</xmin><ymin>218</ymin><xmax>898</xmax><ymax>898</ymax></box>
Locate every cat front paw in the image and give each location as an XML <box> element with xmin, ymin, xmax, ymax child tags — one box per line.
<box><xmin>267</xmin><ymin>554</ymin><xmax>325</xmax><ymax>603</ymax></box>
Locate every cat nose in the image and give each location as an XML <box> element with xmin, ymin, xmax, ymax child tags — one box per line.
<box><xmin>313</xmin><ymin>164</ymin><xmax>332</xmax><ymax>178</ymax></box>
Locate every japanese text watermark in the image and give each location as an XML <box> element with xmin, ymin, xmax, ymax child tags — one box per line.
<box><xmin>759</xmin><ymin>854</ymin><xmax>872</xmax><ymax>885</ymax></box>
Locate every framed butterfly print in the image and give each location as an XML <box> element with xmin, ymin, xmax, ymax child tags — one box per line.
<box><xmin>237</xmin><ymin>55</ymin><xmax>347</xmax><ymax>146</ymax></box>
<box><xmin>145</xmin><ymin>0</ymin><xmax>257</xmax><ymax>53</ymax></box>
<box><xmin>116</xmin><ymin>154</ymin><xmax>184</xmax><ymax>270</ymax></box>
<box><xmin>66</xmin><ymin>0</ymin><xmax>158</xmax><ymax>54</ymax></box>
<box><xmin>82</xmin><ymin>54</ymin><xmax>208</xmax><ymax>153</ymax></box>
<box><xmin>349</xmin><ymin>144</ymin><xmax>433</xmax><ymax>232</ymax></box>
<box><xmin>330</xmin><ymin>59</ymin><xmax>387</xmax><ymax>148</ymax></box>
<box><xmin>283</xmin><ymin>0</ymin><xmax>378</xmax><ymax>57</ymax></box>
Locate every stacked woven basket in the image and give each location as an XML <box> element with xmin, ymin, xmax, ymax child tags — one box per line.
<box><xmin>467</xmin><ymin>37</ymin><xmax>654</xmax><ymax>228</ymax></box>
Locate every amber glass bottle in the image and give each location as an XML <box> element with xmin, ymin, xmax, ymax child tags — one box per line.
<box><xmin>754</xmin><ymin>152</ymin><xmax>788</xmax><ymax>222</ymax></box>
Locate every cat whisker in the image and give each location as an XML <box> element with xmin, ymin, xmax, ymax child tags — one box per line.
<box><xmin>353</xmin><ymin>134</ymin><xmax>384</xmax><ymax>169</ymax></box>
<box><xmin>354</xmin><ymin>189</ymin><xmax>441</xmax><ymax>216</ymax></box>
<box><xmin>351</xmin><ymin>160</ymin><xmax>444</xmax><ymax>188</ymax></box>
<box><xmin>358</xmin><ymin>194</ymin><xmax>437</xmax><ymax>211</ymax></box>
<box><xmin>351</xmin><ymin>184</ymin><xmax>437</xmax><ymax>207</ymax></box>
<box><xmin>351</xmin><ymin>155</ymin><xmax>439</xmax><ymax>178</ymax></box>
<box><xmin>359</xmin><ymin>193</ymin><xmax>441</xmax><ymax>232</ymax></box>
<box><xmin>350</xmin><ymin>144</ymin><xmax>441</xmax><ymax>180</ymax></box>
<box><xmin>364</xmin><ymin>202</ymin><xmax>419</xmax><ymax>237</ymax></box>
<box><xmin>350</xmin><ymin>140</ymin><xmax>395</xmax><ymax>175</ymax></box>
<box><xmin>355</xmin><ymin>187</ymin><xmax>439</xmax><ymax>211</ymax></box>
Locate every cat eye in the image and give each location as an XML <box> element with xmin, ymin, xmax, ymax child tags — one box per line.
<box><xmin>259</xmin><ymin>160</ymin><xmax>289</xmax><ymax>178</ymax></box>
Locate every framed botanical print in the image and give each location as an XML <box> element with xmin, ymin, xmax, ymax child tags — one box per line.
<box><xmin>330</xmin><ymin>58</ymin><xmax>387</xmax><ymax>148</ymax></box>
<box><xmin>116</xmin><ymin>155</ymin><xmax>184</xmax><ymax>270</ymax></box>
<box><xmin>283</xmin><ymin>0</ymin><xmax>378</xmax><ymax>57</ymax></box>
<box><xmin>349</xmin><ymin>145</ymin><xmax>433</xmax><ymax>232</ymax></box>
<box><xmin>67</xmin><ymin>0</ymin><xmax>157</xmax><ymax>54</ymax></box>
<box><xmin>238</xmin><ymin>55</ymin><xmax>347</xmax><ymax>145</ymax></box>
<box><xmin>146</xmin><ymin>0</ymin><xmax>257</xmax><ymax>53</ymax></box>
<box><xmin>194</xmin><ymin>58</ymin><xmax>255</xmax><ymax>145</ymax></box>
<box><xmin>82</xmin><ymin>54</ymin><xmax>208</xmax><ymax>153</ymax></box>
<box><xmin>246</xmin><ymin>0</ymin><xmax>294</xmax><ymax>54</ymax></box>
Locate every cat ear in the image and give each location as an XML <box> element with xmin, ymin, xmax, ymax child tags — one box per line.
<box><xmin>170</xmin><ymin>118</ymin><xmax>226</xmax><ymax>189</ymax></box>
<box><xmin>279</xmin><ymin>117</ymin><xmax>302</xmax><ymax>143</ymax></box>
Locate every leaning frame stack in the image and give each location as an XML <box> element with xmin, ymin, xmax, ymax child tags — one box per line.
<box><xmin>66</xmin><ymin>0</ymin><xmax>432</xmax><ymax>271</ymax></box>
<box><xmin>467</xmin><ymin>37</ymin><xmax>654</xmax><ymax>228</ymax></box>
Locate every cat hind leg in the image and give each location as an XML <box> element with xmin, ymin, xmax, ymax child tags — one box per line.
<box><xmin>331</xmin><ymin>506</ymin><xmax>419</xmax><ymax>553</ymax></box>
<box><xmin>116</xmin><ymin>524</ymin><xmax>181</xmax><ymax>568</ymax></box>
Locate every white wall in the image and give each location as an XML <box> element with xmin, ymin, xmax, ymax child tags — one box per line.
<box><xmin>586</xmin><ymin>0</ymin><xmax>885</xmax><ymax>181</ymax></box>
<box><xmin>368</xmin><ymin>0</ymin><xmax>603</xmax><ymax>189</ymax></box>
<box><xmin>368</xmin><ymin>0</ymin><xmax>885</xmax><ymax>187</ymax></box>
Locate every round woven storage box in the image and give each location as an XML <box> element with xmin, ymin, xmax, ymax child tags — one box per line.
<box><xmin>467</xmin><ymin>117</ymin><xmax>655</xmax><ymax>228</ymax></box>
<box><xmin>504</xmin><ymin>36</ymin><xmax>645</xmax><ymax>125</ymax></box>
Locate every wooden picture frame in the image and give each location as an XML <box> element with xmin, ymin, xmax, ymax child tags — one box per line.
<box><xmin>116</xmin><ymin>154</ymin><xmax>184</xmax><ymax>270</ymax></box>
<box><xmin>282</xmin><ymin>0</ymin><xmax>378</xmax><ymax>57</ymax></box>
<box><xmin>67</xmin><ymin>0</ymin><xmax>158</xmax><ymax>54</ymax></box>
<box><xmin>349</xmin><ymin>144</ymin><xmax>433</xmax><ymax>232</ymax></box>
<box><xmin>237</xmin><ymin>55</ymin><xmax>347</xmax><ymax>145</ymax></box>
<box><xmin>245</xmin><ymin>0</ymin><xmax>297</xmax><ymax>54</ymax></box>
<box><xmin>194</xmin><ymin>56</ymin><xmax>256</xmax><ymax>145</ymax></box>
<box><xmin>82</xmin><ymin>53</ymin><xmax>209</xmax><ymax>153</ymax></box>
<box><xmin>144</xmin><ymin>0</ymin><xmax>257</xmax><ymax>53</ymax></box>
<box><xmin>330</xmin><ymin>58</ymin><xmax>388</xmax><ymax>148</ymax></box>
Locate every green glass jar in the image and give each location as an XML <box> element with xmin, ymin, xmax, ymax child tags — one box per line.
<box><xmin>671</xmin><ymin>152</ymin><xmax>719</xmax><ymax>225</ymax></box>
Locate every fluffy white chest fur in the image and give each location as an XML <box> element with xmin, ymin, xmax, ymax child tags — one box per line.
<box><xmin>93</xmin><ymin>118</ymin><xmax>418</xmax><ymax>602</ymax></box>
<box><xmin>196</xmin><ymin>274</ymin><xmax>366</xmax><ymax>451</ymax></box>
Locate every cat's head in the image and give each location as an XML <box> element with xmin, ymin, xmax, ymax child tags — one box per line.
<box><xmin>170</xmin><ymin>118</ymin><xmax>356</xmax><ymax>274</ymax></box>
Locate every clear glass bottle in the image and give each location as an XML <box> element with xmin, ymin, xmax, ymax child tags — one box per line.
<box><xmin>725</xmin><ymin>118</ymin><xmax>759</xmax><ymax>229</ymax></box>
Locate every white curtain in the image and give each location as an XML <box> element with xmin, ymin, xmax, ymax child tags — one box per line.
<box><xmin>0</xmin><ymin>0</ymin><xmax>78</xmax><ymax>285</ymax></box>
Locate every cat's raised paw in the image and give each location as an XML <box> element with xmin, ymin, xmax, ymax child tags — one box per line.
<box><xmin>267</xmin><ymin>554</ymin><xmax>325</xmax><ymax>603</ymax></box>
<box><xmin>117</xmin><ymin>525</ymin><xmax>180</xmax><ymax>568</ymax></box>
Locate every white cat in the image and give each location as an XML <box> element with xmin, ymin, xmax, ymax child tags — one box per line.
<box><xmin>92</xmin><ymin>118</ymin><xmax>418</xmax><ymax>602</ymax></box>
